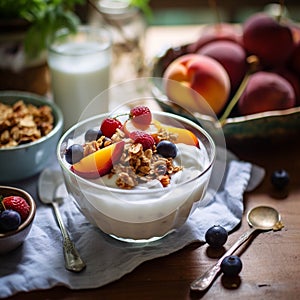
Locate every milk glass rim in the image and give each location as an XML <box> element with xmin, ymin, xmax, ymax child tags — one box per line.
<box><xmin>48</xmin><ymin>25</ymin><xmax>112</xmax><ymax>56</ymax></box>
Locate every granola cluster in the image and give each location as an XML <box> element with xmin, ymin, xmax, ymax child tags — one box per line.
<box><xmin>0</xmin><ymin>100</ymin><xmax>54</xmax><ymax>148</ymax></box>
<box><xmin>83</xmin><ymin>135</ymin><xmax>112</xmax><ymax>157</ymax></box>
<box><xmin>83</xmin><ymin>127</ymin><xmax>183</xmax><ymax>189</ymax></box>
<box><xmin>112</xmin><ymin>142</ymin><xmax>182</xmax><ymax>189</ymax></box>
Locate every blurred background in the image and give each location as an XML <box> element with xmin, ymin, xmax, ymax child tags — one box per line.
<box><xmin>147</xmin><ymin>0</ymin><xmax>300</xmax><ymax>25</ymax></box>
<box><xmin>75</xmin><ymin>0</ymin><xmax>300</xmax><ymax>25</ymax></box>
<box><xmin>1</xmin><ymin>0</ymin><xmax>299</xmax><ymax>96</ymax></box>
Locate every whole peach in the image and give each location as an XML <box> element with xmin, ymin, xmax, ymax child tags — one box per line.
<box><xmin>198</xmin><ymin>40</ymin><xmax>248</xmax><ymax>91</ymax></box>
<box><xmin>238</xmin><ymin>71</ymin><xmax>296</xmax><ymax>115</ymax></box>
<box><xmin>163</xmin><ymin>54</ymin><xmax>230</xmax><ymax>115</ymax></box>
<box><xmin>243</xmin><ymin>13</ymin><xmax>294</xmax><ymax>68</ymax></box>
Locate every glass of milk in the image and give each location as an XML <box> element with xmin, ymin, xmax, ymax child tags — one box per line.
<box><xmin>48</xmin><ymin>26</ymin><xmax>112</xmax><ymax>130</ymax></box>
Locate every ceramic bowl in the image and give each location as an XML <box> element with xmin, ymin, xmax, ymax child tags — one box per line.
<box><xmin>0</xmin><ymin>186</ymin><xmax>36</xmax><ymax>254</ymax></box>
<box><xmin>57</xmin><ymin>111</ymin><xmax>215</xmax><ymax>243</ymax></box>
<box><xmin>0</xmin><ymin>91</ymin><xmax>63</xmax><ymax>183</ymax></box>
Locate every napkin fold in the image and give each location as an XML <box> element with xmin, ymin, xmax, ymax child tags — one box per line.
<box><xmin>0</xmin><ymin>157</ymin><xmax>265</xmax><ymax>299</ymax></box>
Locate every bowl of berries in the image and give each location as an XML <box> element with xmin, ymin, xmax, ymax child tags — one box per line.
<box><xmin>57</xmin><ymin>104</ymin><xmax>216</xmax><ymax>242</ymax></box>
<box><xmin>0</xmin><ymin>186</ymin><xmax>36</xmax><ymax>254</ymax></box>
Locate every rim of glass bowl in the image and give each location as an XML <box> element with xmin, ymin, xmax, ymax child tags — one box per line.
<box><xmin>57</xmin><ymin>111</ymin><xmax>216</xmax><ymax>195</ymax></box>
<box><xmin>0</xmin><ymin>91</ymin><xmax>63</xmax><ymax>152</ymax></box>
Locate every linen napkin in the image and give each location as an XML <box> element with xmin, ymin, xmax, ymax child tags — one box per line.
<box><xmin>0</xmin><ymin>155</ymin><xmax>264</xmax><ymax>298</ymax></box>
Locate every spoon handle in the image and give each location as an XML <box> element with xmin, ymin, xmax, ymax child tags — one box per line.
<box><xmin>190</xmin><ymin>227</ymin><xmax>256</xmax><ymax>291</ymax></box>
<box><xmin>52</xmin><ymin>201</ymin><xmax>86</xmax><ymax>272</ymax></box>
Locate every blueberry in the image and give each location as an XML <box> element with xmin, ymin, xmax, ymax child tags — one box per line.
<box><xmin>85</xmin><ymin>128</ymin><xmax>102</xmax><ymax>142</ymax></box>
<box><xmin>221</xmin><ymin>255</ymin><xmax>243</xmax><ymax>277</ymax></box>
<box><xmin>205</xmin><ymin>225</ymin><xmax>228</xmax><ymax>248</ymax></box>
<box><xmin>0</xmin><ymin>210</ymin><xmax>21</xmax><ymax>232</ymax></box>
<box><xmin>271</xmin><ymin>169</ymin><xmax>290</xmax><ymax>189</ymax></box>
<box><xmin>65</xmin><ymin>144</ymin><xmax>84</xmax><ymax>164</ymax></box>
<box><xmin>156</xmin><ymin>140</ymin><xmax>178</xmax><ymax>158</ymax></box>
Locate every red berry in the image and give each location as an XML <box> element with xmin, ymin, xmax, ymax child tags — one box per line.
<box><xmin>2</xmin><ymin>196</ymin><xmax>30</xmax><ymax>222</ymax></box>
<box><xmin>130</xmin><ymin>106</ymin><xmax>152</xmax><ymax>127</ymax></box>
<box><xmin>100</xmin><ymin>118</ymin><xmax>122</xmax><ymax>138</ymax></box>
<box><xmin>129</xmin><ymin>131</ymin><xmax>155</xmax><ymax>150</ymax></box>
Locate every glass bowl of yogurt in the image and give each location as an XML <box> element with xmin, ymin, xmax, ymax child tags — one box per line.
<box><xmin>57</xmin><ymin>109</ymin><xmax>215</xmax><ymax>243</ymax></box>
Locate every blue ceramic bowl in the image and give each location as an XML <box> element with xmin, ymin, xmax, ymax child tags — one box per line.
<box><xmin>0</xmin><ymin>91</ymin><xmax>63</xmax><ymax>183</ymax></box>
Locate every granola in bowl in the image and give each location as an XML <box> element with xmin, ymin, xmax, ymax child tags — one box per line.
<box><xmin>0</xmin><ymin>100</ymin><xmax>54</xmax><ymax>148</ymax></box>
<box><xmin>0</xmin><ymin>91</ymin><xmax>63</xmax><ymax>183</ymax></box>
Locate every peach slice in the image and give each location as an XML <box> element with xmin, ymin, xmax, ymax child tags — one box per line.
<box><xmin>71</xmin><ymin>141</ymin><xmax>125</xmax><ymax>179</ymax></box>
<box><xmin>158</xmin><ymin>124</ymin><xmax>200</xmax><ymax>148</ymax></box>
<box><xmin>124</xmin><ymin>119</ymin><xmax>199</xmax><ymax>148</ymax></box>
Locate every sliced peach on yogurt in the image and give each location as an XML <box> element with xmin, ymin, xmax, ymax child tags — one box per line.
<box><xmin>71</xmin><ymin>141</ymin><xmax>125</xmax><ymax>179</ymax></box>
<box><xmin>160</xmin><ymin>124</ymin><xmax>199</xmax><ymax>148</ymax></box>
<box><xmin>124</xmin><ymin>118</ymin><xmax>199</xmax><ymax>148</ymax></box>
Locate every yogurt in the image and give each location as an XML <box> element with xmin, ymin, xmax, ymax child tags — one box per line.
<box><xmin>58</xmin><ymin>112</ymin><xmax>215</xmax><ymax>242</ymax></box>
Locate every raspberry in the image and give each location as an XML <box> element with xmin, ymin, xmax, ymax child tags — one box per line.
<box><xmin>130</xmin><ymin>106</ymin><xmax>152</xmax><ymax>127</ymax></box>
<box><xmin>130</xmin><ymin>131</ymin><xmax>155</xmax><ymax>150</ymax></box>
<box><xmin>2</xmin><ymin>196</ymin><xmax>30</xmax><ymax>222</ymax></box>
<box><xmin>100</xmin><ymin>118</ymin><xmax>122</xmax><ymax>138</ymax></box>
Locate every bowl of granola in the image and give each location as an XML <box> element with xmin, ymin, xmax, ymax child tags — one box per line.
<box><xmin>57</xmin><ymin>105</ymin><xmax>215</xmax><ymax>242</ymax></box>
<box><xmin>0</xmin><ymin>91</ymin><xmax>63</xmax><ymax>183</ymax></box>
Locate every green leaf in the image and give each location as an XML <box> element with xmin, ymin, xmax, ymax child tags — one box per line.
<box><xmin>1</xmin><ymin>0</ymin><xmax>83</xmax><ymax>57</ymax></box>
<box><xmin>130</xmin><ymin>0</ymin><xmax>152</xmax><ymax>18</ymax></box>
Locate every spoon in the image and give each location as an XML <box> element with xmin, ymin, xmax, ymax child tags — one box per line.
<box><xmin>190</xmin><ymin>205</ymin><xmax>283</xmax><ymax>291</ymax></box>
<box><xmin>38</xmin><ymin>168</ymin><xmax>86</xmax><ymax>272</ymax></box>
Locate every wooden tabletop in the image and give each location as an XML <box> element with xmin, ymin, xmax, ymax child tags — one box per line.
<box><xmin>8</xmin><ymin>26</ymin><xmax>300</xmax><ymax>300</ymax></box>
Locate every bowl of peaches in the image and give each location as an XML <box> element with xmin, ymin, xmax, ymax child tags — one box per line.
<box><xmin>57</xmin><ymin>105</ymin><xmax>215</xmax><ymax>242</ymax></box>
<box><xmin>152</xmin><ymin>12</ymin><xmax>300</xmax><ymax>140</ymax></box>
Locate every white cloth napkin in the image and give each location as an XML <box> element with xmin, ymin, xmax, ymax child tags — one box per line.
<box><xmin>0</xmin><ymin>157</ymin><xmax>264</xmax><ymax>298</ymax></box>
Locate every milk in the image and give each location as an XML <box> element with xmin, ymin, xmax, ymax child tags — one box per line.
<box><xmin>48</xmin><ymin>27</ymin><xmax>111</xmax><ymax>130</ymax></box>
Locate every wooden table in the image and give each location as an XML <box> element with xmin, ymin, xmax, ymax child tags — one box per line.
<box><xmin>8</xmin><ymin>26</ymin><xmax>300</xmax><ymax>300</ymax></box>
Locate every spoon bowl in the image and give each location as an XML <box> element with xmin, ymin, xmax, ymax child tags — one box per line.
<box><xmin>247</xmin><ymin>205</ymin><xmax>281</xmax><ymax>230</ymax></box>
<box><xmin>190</xmin><ymin>205</ymin><xmax>282</xmax><ymax>291</ymax></box>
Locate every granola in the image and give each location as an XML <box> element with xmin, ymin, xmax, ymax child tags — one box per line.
<box><xmin>83</xmin><ymin>130</ymin><xmax>183</xmax><ymax>189</ymax></box>
<box><xmin>0</xmin><ymin>100</ymin><xmax>54</xmax><ymax>148</ymax></box>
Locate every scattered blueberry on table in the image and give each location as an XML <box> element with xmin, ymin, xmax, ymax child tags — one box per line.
<box><xmin>221</xmin><ymin>255</ymin><xmax>243</xmax><ymax>277</ymax></box>
<box><xmin>271</xmin><ymin>169</ymin><xmax>290</xmax><ymax>190</ymax></box>
<box><xmin>205</xmin><ymin>225</ymin><xmax>228</xmax><ymax>248</ymax></box>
